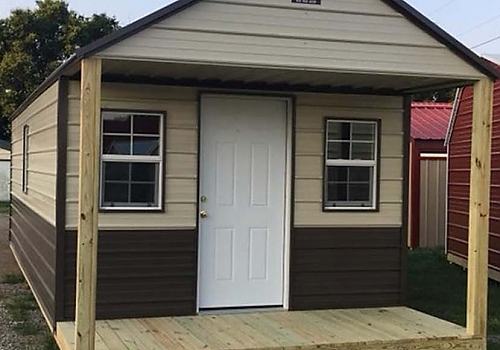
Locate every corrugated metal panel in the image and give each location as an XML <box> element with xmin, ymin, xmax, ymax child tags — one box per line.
<box><xmin>10</xmin><ymin>196</ymin><xmax>56</xmax><ymax>326</ymax></box>
<box><xmin>97</xmin><ymin>0</ymin><xmax>483</xmax><ymax>80</ymax></box>
<box><xmin>65</xmin><ymin>81</ymin><xmax>198</xmax><ymax>230</ymax></box>
<box><xmin>62</xmin><ymin>229</ymin><xmax>197</xmax><ymax>320</ymax></box>
<box><xmin>290</xmin><ymin>227</ymin><xmax>403</xmax><ymax>310</ymax></box>
<box><xmin>11</xmin><ymin>82</ymin><xmax>58</xmax><ymax>226</ymax></box>
<box><xmin>419</xmin><ymin>158</ymin><xmax>447</xmax><ymax>248</ymax></box>
<box><xmin>411</xmin><ymin>102</ymin><xmax>451</xmax><ymax>140</ymax></box>
<box><xmin>447</xmin><ymin>82</ymin><xmax>500</xmax><ymax>277</ymax></box>
<box><xmin>294</xmin><ymin>94</ymin><xmax>404</xmax><ymax>227</ymax></box>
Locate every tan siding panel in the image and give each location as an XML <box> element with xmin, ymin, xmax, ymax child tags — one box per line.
<box><xmin>294</xmin><ymin>94</ymin><xmax>403</xmax><ymax>227</ymax></box>
<box><xmin>207</xmin><ymin>0</ymin><xmax>399</xmax><ymax>16</ymax></box>
<box><xmin>65</xmin><ymin>82</ymin><xmax>198</xmax><ymax>229</ymax></box>
<box><xmin>295</xmin><ymin>178</ymin><xmax>402</xmax><ymax>204</ymax></box>
<box><xmin>161</xmin><ymin>2</ymin><xmax>437</xmax><ymax>47</ymax></box>
<box><xmin>98</xmin><ymin>0</ymin><xmax>482</xmax><ymax>79</ymax></box>
<box><xmin>295</xmin><ymin>203</ymin><xmax>402</xmax><ymax>227</ymax></box>
<box><xmin>11</xmin><ymin>83</ymin><xmax>58</xmax><ymax>225</ymax></box>
<box><xmin>419</xmin><ymin>158</ymin><xmax>447</xmax><ymax>248</ymax></box>
<box><xmin>0</xmin><ymin>148</ymin><xmax>10</xmax><ymax>161</ymax></box>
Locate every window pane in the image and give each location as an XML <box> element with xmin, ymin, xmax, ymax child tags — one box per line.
<box><xmin>349</xmin><ymin>167</ymin><xmax>372</xmax><ymax>182</ymax></box>
<box><xmin>103</xmin><ymin>135</ymin><xmax>131</xmax><ymax>155</ymax></box>
<box><xmin>103</xmin><ymin>183</ymin><xmax>129</xmax><ymax>203</ymax></box>
<box><xmin>133</xmin><ymin>115</ymin><xmax>161</xmax><ymax>135</ymax></box>
<box><xmin>103</xmin><ymin>112</ymin><xmax>131</xmax><ymax>133</ymax></box>
<box><xmin>328</xmin><ymin>122</ymin><xmax>350</xmax><ymax>141</ymax></box>
<box><xmin>131</xmin><ymin>163</ymin><xmax>158</xmax><ymax>182</ymax></box>
<box><xmin>351</xmin><ymin>142</ymin><xmax>374</xmax><ymax>160</ymax></box>
<box><xmin>352</xmin><ymin>123</ymin><xmax>375</xmax><ymax>141</ymax></box>
<box><xmin>325</xmin><ymin>166</ymin><xmax>374</xmax><ymax>207</ymax></box>
<box><xmin>327</xmin><ymin>142</ymin><xmax>350</xmax><ymax>159</ymax></box>
<box><xmin>133</xmin><ymin>136</ymin><xmax>160</xmax><ymax>156</ymax></box>
<box><xmin>131</xmin><ymin>183</ymin><xmax>157</xmax><ymax>205</ymax></box>
<box><xmin>349</xmin><ymin>183</ymin><xmax>371</xmax><ymax>202</ymax></box>
<box><xmin>327</xmin><ymin>183</ymin><xmax>347</xmax><ymax>202</ymax></box>
<box><xmin>327</xmin><ymin>166</ymin><xmax>348</xmax><ymax>182</ymax></box>
<box><xmin>103</xmin><ymin>162</ymin><xmax>129</xmax><ymax>182</ymax></box>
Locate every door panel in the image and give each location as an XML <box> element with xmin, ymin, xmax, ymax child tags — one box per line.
<box><xmin>199</xmin><ymin>95</ymin><xmax>287</xmax><ymax>309</ymax></box>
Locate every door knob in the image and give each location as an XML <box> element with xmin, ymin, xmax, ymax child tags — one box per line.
<box><xmin>200</xmin><ymin>210</ymin><xmax>208</xmax><ymax>218</ymax></box>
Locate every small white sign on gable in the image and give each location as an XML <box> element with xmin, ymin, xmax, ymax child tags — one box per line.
<box><xmin>292</xmin><ymin>0</ymin><xmax>321</xmax><ymax>5</ymax></box>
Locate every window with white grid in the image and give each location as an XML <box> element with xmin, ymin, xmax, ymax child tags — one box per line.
<box><xmin>324</xmin><ymin>119</ymin><xmax>378</xmax><ymax>210</ymax></box>
<box><xmin>100</xmin><ymin>110</ymin><xmax>164</xmax><ymax>210</ymax></box>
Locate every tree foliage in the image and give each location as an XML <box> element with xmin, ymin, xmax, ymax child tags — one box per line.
<box><xmin>0</xmin><ymin>0</ymin><xmax>119</xmax><ymax>139</ymax></box>
<box><xmin>413</xmin><ymin>88</ymin><xmax>456</xmax><ymax>103</ymax></box>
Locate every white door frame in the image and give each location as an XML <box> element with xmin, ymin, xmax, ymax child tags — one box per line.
<box><xmin>196</xmin><ymin>93</ymin><xmax>293</xmax><ymax>313</ymax></box>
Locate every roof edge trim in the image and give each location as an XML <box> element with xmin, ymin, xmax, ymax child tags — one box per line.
<box><xmin>10</xmin><ymin>0</ymin><xmax>500</xmax><ymax>121</ymax></box>
<box><xmin>381</xmin><ymin>0</ymin><xmax>500</xmax><ymax>80</ymax></box>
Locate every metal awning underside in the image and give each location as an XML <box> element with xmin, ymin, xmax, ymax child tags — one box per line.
<box><xmin>11</xmin><ymin>0</ymin><xmax>500</xmax><ymax>120</ymax></box>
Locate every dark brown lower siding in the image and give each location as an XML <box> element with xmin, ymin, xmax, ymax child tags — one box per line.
<box><xmin>290</xmin><ymin>227</ymin><xmax>403</xmax><ymax>310</ymax></box>
<box><xmin>62</xmin><ymin>229</ymin><xmax>197</xmax><ymax>321</ymax></box>
<box><xmin>10</xmin><ymin>196</ymin><xmax>56</xmax><ymax>326</ymax></box>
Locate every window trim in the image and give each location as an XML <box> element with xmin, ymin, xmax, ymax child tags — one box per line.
<box><xmin>322</xmin><ymin>117</ymin><xmax>382</xmax><ymax>212</ymax></box>
<box><xmin>22</xmin><ymin>125</ymin><xmax>29</xmax><ymax>194</ymax></box>
<box><xmin>99</xmin><ymin>109</ymin><xmax>166</xmax><ymax>212</ymax></box>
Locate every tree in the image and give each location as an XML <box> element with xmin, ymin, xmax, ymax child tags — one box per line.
<box><xmin>0</xmin><ymin>0</ymin><xmax>119</xmax><ymax>139</ymax></box>
<box><xmin>413</xmin><ymin>88</ymin><xmax>456</xmax><ymax>103</ymax></box>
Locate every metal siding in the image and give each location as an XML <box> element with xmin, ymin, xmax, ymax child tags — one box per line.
<box><xmin>65</xmin><ymin>81</ymin><xmax>198</xmax><ymax>229</ymax></box>
<box><xmin>97</xmin><ymin>0</ymin><xmax>483</xmax><ymax>80</ymax></box>
<box><xmin>290</xmin><ymin>227</ymin><xmax>403</xmax><ymax>310</ymax></box>
<box><xmin>447</xmin><ymin>83</ymin><xmax>500</xmax><ymax>278</ymax></box>
<box><xmin>9</xmin><ymin>196</ymin><xmax>56</xmax><ymax>326</ymax></box>
<box><xmin>419</xmin><ymin>158</ymin><xmax>447</xmax><ymax>248</ymax></box>
<box><xmin>11</xmin><ymin>82</ymin><xmax>58</xmax><ymax>225</ymax></box>
<box><xmin>294</xmin><ymin>93</ymin><xmax>404</xmax><ymax>227</ymax></box>
<box><xmin>62</xmin><ymin>229</ymin><xmax>197</xmax><ymax>320</ymax></box>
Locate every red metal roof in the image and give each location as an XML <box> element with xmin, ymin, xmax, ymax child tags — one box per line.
<box><xmin>411</xmin><ymin>102</ymin><xmax>452</xmax><ymax>140</ymax></box>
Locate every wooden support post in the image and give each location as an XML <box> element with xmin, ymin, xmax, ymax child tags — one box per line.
<box><xmin>466</xmin><ymin>78</ymin><xmax>493</xmax><ymax>338</ymax></box>
<box><xmin>75</xmin><ymin>58</ymin><xmax>102</xmax><ymax>350</ymax></box>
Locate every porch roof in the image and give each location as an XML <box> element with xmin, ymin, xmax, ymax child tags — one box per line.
<box><xmin>10</xmin><ymin>0</ymin><xmax>500</xmax><ymax>122</ymax></box>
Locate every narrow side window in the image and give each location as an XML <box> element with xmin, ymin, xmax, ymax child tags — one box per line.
<box><xmin>22</xmin><ymin>125</ymin><xmax>29</xmax><ymax>193</ymax></box>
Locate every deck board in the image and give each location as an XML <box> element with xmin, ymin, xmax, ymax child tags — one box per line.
<box><xmin>55</xmin><ymin>307</ymin><xmax>483</xmax><ymax>350</ymax></box>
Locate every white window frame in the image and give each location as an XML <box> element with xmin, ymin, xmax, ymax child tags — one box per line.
<box><xmin>22</xmin><ymin>125</ymin><xmax>29</xmax><ymax>194</ymax></box>
<box><xmin>323</xmin><ymin>119</ymin><xmax>379</xmax><ymax>211</ymax></box>
<box><xmin>99</xmin><ymin>110</ymin><xmax>164</xmax><ymax>211</ymax></box>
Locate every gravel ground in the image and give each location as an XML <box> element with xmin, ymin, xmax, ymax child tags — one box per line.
<box><xmin>0</xmin><ymin>214</ymin><xmax>55</xmax><ymax>350</ymax></box>
<box><xmin>0</xmin><ymin>284</ymin><xmax>47</xmax><ymax>350</ymax></box>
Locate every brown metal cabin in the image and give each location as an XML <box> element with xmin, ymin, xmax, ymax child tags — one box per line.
<box><xmin>446</xmin><ymin>57</ymin><xmax>500</xmax><ymax>282</ymax></box>
<box><xmin>8</xmin><ymin>0</ymin><xmax>499</xmax><ymax>349</ymax></box>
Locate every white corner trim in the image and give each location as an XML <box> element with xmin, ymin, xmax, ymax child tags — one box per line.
<box><xmin>444</xmin><ymin>88</ymin><xmax>463</xmax><ymax>147</ymax></box>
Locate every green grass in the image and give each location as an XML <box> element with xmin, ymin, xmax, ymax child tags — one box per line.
<box><xmin>4</xmin><ymin>289</ymin><xmax>45</xmax><ymax>335</ymax></box>
<box><xmin>1</xmin><ymin>283</ymin><xmax>58</xmax><ymax>349</ymax></box>
<box><xmin>489</xmin><ymin>343</ymin><xmax>500</xmax><ymax>350</ymax></box>
<box><xmin>0</xmin><ymin>201</ymin><xmax>9</xmax><ymax>214</ymax></box>
<box><xmin>1</xmin><ymin>273</ymin><xmax>25</xmax><ymax>284</ymax></box>
<box><xmin>407</xmin><ymin>248</ymin><xmax>500</xmax><ymax>349</ymax></box>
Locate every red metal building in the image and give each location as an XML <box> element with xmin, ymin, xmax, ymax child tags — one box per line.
<box><xmin>446</xmin><ymin>62</ymin><xmax>500</xmax><ymax>282</ymax></box>
<box><xmin>409</xmin><ymin>102</ymin><xmax>451</xmax><ymax>248</ymax></box>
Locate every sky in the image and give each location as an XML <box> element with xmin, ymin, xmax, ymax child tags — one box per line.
<box><xmin>1</xmin><ymin>0</ymin><xmax>500</xmax><ymax>54</ymax></box>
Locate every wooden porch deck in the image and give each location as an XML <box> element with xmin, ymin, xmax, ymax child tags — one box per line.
<box><xmin>55</xmin><ymin>307</ymin><xmax>482</xmax><ymax>350</ymax></box>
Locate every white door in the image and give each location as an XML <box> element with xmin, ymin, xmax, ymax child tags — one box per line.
<box><xmin>199</xmin><ymin>95</ymin><xmax>287</xmax><ymax>309</ymax></box>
